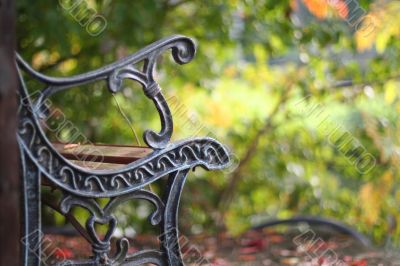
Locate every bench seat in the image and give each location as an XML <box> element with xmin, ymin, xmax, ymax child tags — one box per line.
<box><xmin>52</xmin><ymin>142</ymin><xmax>153</xmax><ymax>169</ymax></box>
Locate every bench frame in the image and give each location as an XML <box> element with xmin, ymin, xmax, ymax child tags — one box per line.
<box><xmin>17</xmin><ymin>35</ymin><xmax>230</xmax><ymax>265</ymax></box>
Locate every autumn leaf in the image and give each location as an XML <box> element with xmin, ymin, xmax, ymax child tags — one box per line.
<box><xmin>329</xmin><ymin>0</ymin><xmax>349</xmax><ymax>19</ymax></box>
<box><xmin>359</xmin><ymin>182</ymin><xmax>380</xmax><ymax>225</ymax></box>
<box><xmin>206</xmin><ymin>100</ymin><xmax>234</xmax><ymax>128</ymax></box>
<box><xmin>54</xmin><ymin>247</ymin><xmax>74</xmax><ymax>260</ymax></box>
<box><xmin>384</xmin><ymin>80</ymin><xmax>399</xmax><ymax>104</ymax></box>
<box><xmin>302</xmin><ymin>0</ymin><xmax>328</xmax><ymax>19</ymax></box>
<box><xmin>359</xmin><ymin>170</ymin><xmax>393</xmax><ymax>226</ymax></box>
<box><xmin>356</xmin><ymin>1</ymin><xmax>400</xmax><ymax>52</ymax></box>
<box><xmin>355</xmin><ymin>13</ymin><xmax>379</xmax><ymax>52</ymax></box>
<box><xmin>351</xmin><ymin>259</ymin><xmax>368</xmax><ymax>266</ymax></box>
<box><xmin>300</xmin><ymin>0</ymin><xmax>348</xmax><ymax>20</ymax></box>
<box><xmin>240</xmin><ymin>237</ymin><xmax>267</xmax><ymax>254</ymax></box>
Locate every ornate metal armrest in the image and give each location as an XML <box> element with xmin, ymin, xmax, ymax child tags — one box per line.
<box><xmin>18</xmin><ymin>35</ymin><xmax>231</xmax><ymax>266</ymax></box>
<box><xmin>18</xmin><ymin>35</ymin><xmax>196</xmax><ymax>150</ymax></box>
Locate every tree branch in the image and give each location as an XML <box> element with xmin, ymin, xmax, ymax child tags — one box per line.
<box><xmin>333</xmin><ymin>74</ymin><xmax>400</xmax><ymax>88</ymax></box>
<box><xmin>167</xmin><ymin>0</ymin><xmax>192</xmax><ymax>9</ymax></box>
<box><xmin>216</xmin><ymin>82</ymin><xmax>295</xmax><ymax>226</ymax></box>
<box><xmin>42</xmin><ymin>197</ymin><xmax>93</xmax><ymax>244</ymax></box>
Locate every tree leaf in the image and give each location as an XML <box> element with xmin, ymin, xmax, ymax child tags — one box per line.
<box><xmin>384</xmin><ymin>80</ymin><xmax>398</xmax><ymax>104</ymax></box>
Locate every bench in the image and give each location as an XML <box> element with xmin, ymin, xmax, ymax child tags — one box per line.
<box><xmin>17</xmin><ymin>35</ymin><xmax>231</xmax><ymax>265</ymax></box>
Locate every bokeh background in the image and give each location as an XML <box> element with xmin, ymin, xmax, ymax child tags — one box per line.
<box><xmin>17</xmin><ymin>0</ymin><xmax>400</xmax><ymax>248</ymax></box>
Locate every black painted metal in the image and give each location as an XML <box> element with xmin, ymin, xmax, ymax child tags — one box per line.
<box><xmin>17</xmin><ymin>35</ymin><xmax>230</xmax><ymax>265</ymax></box>
<box><xmin>253</xmin><ymin>216</ymin><xmax>371</xmax><ymax>247</ymax></box>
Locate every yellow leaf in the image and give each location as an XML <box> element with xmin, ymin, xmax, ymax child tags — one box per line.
<box><xmin>376</xmin><ymin>30</ymin><xmax>391</xmax><ymax>54</ymax></box>
<box><xmin>223</xmin><ymin>65</ymin><xmax>237</xmax><ymax>78</ymax></box>
<box><xmin>355</xmin><ymin>13</ymin><xmax>380</xmax><ymax>52</ymax></box>
<box><xmin>380</xmin><ymin>170</ymin><xmax>393</xmax><ymax>195</ymax></box>
<box><xmin>359</xmin><ymin>182</ymin><xmax>380</xmax><ymax>225</ymax></box>
<box><xmin>253</xmin><ymin>44</ymin><xmax>267</xmax><ymax>64</ymax></box>
<box><xmin>58</xmin><ymin>58</ymin><xmax>78</xmax><ymax>73</ymax></box>
<box><xmin>32</xmin><ymin>51</ymin><xmax>49</xmax><ymax>69</ymax></box>
<box><xmin>356</xmin><ymin>1</ymin><xmax>400</xmax><ymax>52</ymax></box>
<box><xmin>384</xmin><ymin>80</ymin><xmax>398</xmax><ymax>104</ymax></box>
<box><xmin>359</xmin><ymin>170</ymin><xmax>393</xmax><ymax>226</ymax></box>
<box><xmin>375</xmin><ymin>21</ymin><xmax>398</xmax><ymax>53</ymax></box>
<box><xmin>206</xmin><ymin>101</ymin><xmax>233</xmax><ymax>128</ymax></box>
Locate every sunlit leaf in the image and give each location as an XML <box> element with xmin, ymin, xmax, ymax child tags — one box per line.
<box><xmin>359</xmin><ymin>182</ymin><xmax>380</xmax><ymax>225</ymax></box>
<box><xmin>384</xmin><ymin>80</ymin><xmax>398</xmax><ymax>104</ymax></box>
<box><xmin>330</xmin><ymin>0</ymin><xmax>348</xmax><ymax>19</ymax></box>
<box><xmin>302</xmin><ymin>0</ymin><xmax>328</xmax><ymax>19</ymax></box>
<box><xmin>300</xmin><ymin>0</ymin><xmax>348</xmax><ymax>20</ymax></box>
<box><xmin>356</xmin><ymin>1</ymin><xmax>400</xmax><ymax>53</ymax></box>
<box><xmin>359</xmin><ymin>170</ymin><xmax>393</xmax><ymax>226</ymax></box>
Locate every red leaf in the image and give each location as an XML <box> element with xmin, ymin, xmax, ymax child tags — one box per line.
<box><xmin>240</xmin><ymin>238</ymin><xmax>267</xmax><ymax>254</ymax></box>
<box><xmin>54</xmin><ymin>247</ymin><xmax>73</xmax><ymax>260</ymax></box>
<box><xmin>351</xmin><ymin>259</ymin><xmax>368</xmax><ymax>266</ymax></box>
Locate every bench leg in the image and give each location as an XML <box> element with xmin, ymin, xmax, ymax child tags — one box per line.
<box><xmin>160</xmin><ymin>169</ymin><xmax>189</xmax><ymax>266</ymax></box>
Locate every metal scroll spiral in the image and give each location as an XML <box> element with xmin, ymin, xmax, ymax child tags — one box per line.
<box><xmin>17</xmin><ymin>78</ymin><xmax>230</xmax><ymax>197</ymax></box>
<box><xmin>107</xmin><ymin>38</ymin><xmax>195</xmax><ymax>149</ymax></box>
<box><xmin>17</xmin><ymin>35</ymin><xmax>196</xmax><ymax>150</ymax></box>
<box><xmin>16</xmin><ymin>35</ymin><xmax>230</xmax><ymax>266</ymax></box>
<box><xmin>18</xmin><ymin>105</ymin><xmax>230</xmax><ymax>197</ymax></box>
<box><xmin>59</xmin><ymin>190</ymin><xmax>165</xmax><ymax>265</ymax></box>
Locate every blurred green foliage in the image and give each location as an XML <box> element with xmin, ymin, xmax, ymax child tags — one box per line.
<box><xmin>17</xmin><ymin>0</ymin><xmax>400</xmax><ymax>246</ymax></box>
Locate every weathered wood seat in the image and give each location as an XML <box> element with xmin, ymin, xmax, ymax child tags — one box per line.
<box><xmin>53</xmin><ymin>143</ymin><xmax>152</xmax><ymax>169</ymax></box>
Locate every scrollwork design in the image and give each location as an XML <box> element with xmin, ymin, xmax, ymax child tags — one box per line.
<box><xmin>18</xmin><ymin>88</ymin><xmax>230</xmax><ymax>197</ymax></box>
<box><xmin>59</xmin><ymin>189</ymin><xmax>165</xmax><ymax>265</ymax></box>
<box><xmin>17</xmin><ymin>35</ymin><xmax>196</xmax><ymax>149</ymax></box>
<box><xmin>17</xmin><ymin>35</ymin><xmax>230</xmax><ymax>266</ymax></box>
<box><xmin>124</xmin><ymin>250</ymin><xmax>166</xmax><ymax>266</ymax></box>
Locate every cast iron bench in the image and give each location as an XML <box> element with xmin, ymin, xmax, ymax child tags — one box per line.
<box><xmin>17</xmin><ymin>35</ymin><xmax>231</xmax><ymax>265</ymax></box>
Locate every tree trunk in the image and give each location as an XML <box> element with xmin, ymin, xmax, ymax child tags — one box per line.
<box><xmin>0</xmin><ymin>0</ymin><xmax>20</xmax><ymax>265</ymax></box>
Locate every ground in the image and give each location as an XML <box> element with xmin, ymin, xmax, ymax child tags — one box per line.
<box><xmin>44</xmin><ymin>226</ymin><xmax>400</xmax><ymax>265</ymax></box>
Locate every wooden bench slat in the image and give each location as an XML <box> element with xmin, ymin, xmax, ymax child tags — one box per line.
<box><xmin>52</xmin><ymin>143</ymin><xmax>152</xmax><ymax>165</ymax></box>
<box><xmin>68</xmin><ymin>160</ymin><xmax>123</xmax><ymax>170</ymax></box>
